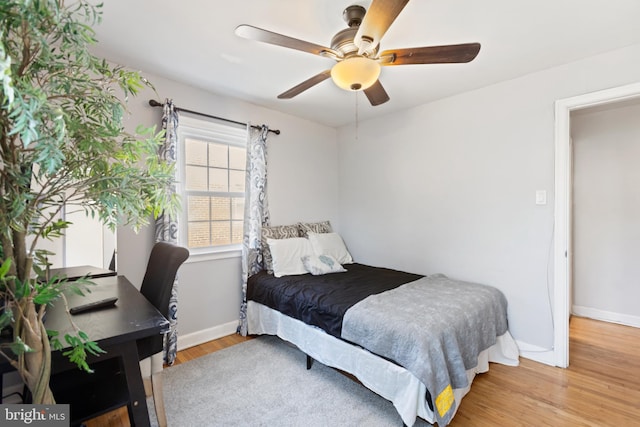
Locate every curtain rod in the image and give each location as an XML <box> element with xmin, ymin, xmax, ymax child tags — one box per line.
<box><xmin>148</xmin><ymin>99</ymin><xmax>280</xmax><ymax>135</ymax></box>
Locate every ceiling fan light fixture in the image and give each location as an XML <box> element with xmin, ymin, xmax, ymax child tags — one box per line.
<box><xmin>331</xmin><ymin>56</ymin><xmax>380</xmax><ymax>91</ymax></box>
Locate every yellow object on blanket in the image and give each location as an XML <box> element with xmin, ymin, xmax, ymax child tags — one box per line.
<box><xmin>435</xmin><ymin>384</ymin><xmax>455</xmax><ymax>418</ymax></box>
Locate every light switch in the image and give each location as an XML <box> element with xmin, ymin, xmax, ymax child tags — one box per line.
<box><xmin>535</xmin><ymin>190</ymin><xmax>547</xmax><ymax>205</ymax></box>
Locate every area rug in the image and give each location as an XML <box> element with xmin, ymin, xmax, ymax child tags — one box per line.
<box><xmin>150</xmin><ymin>335</ymin><xmax>432</xmax><ymax>426</ymax></box>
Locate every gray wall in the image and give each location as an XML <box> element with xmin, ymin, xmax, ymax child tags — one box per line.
<box><xmin>336</xmin><ymin>42</ymin><xmax>640</xmax><ymax>358</ymax></box>
<box><xmin>571</xmin><ymin>101</ymin><xmax>640</xmax><ymax>325</ymax></box>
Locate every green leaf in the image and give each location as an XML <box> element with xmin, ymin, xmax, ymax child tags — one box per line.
<box><xmin>40</xmin><ymin>220</ymin><xmax>72</xmax><ymax>240</ymax></box>
<box><xmin>62</xmin><ymin>346</ymin><xmax>93</xmax><ymax>373</ymax></box>
<box><xmin>0</xmin><ymin>310</ymin><xmax>14</xmax><ymax>330</ymax></box>
<box><xmin>13</xmin><ymin>279</ymin><xmax>31</xmax><ymax>300</ymax></box>
<box><xmin>0</xmin><ymin>259</ymin><xmax>11</xmax><ymax>279</ymax></box>
<box><xmin>9</xmin><ymin>337</ymin><xmax>33</xmax><ymax>356</ymax></box>
<box><xmin>85</xmin><ymin>340</ymin><xmax>105</xmax><ymax>356</ymax></box>
<box><xmin>48</xmin><ymin>332</ymin><xmax>63</xmax><ymax>352</ymax></box>
<box><xmin>60</xmin><ymin>332</ymin><xmax>104</xmax><ymax>372</ymax></box>
<box><xmin>33</xmin><ymin>287</ymin><xmax>61</xmax><ymax>305</ymax></box>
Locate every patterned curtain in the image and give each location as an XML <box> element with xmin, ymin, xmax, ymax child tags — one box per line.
<box><xmin>154</xmin><ymin>99</ymin><xmax>180</xmax><ymax>364</ymax></box>
<box><xmin>238</xmin><ymin>125</ymin><xmax>271</xmax><ymax>335</ymax></box>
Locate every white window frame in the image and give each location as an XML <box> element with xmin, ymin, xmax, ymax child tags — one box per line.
<box><xmin>176</xmin><ymin>114</ymin><xmax>247</xmax><ymax>261</ymax></box>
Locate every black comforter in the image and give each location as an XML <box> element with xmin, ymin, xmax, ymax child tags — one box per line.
<box><xmin>247</xmin><ymin>263</ymin><xmax>423</xmax><ymax>337</ymax></box>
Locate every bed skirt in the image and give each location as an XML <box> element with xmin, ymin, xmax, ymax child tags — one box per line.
<box><xmin>247</xmin><ymin>300</ymin><xmax>519</xmax><ymax>426</ymax></box>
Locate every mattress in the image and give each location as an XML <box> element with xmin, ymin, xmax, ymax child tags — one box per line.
<box><xmin>247</xmin><ymin>263</ymin><xmax>423</xmax><ymax>337</ymax></box>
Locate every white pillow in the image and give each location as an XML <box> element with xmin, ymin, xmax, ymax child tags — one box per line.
<box><xmin>302</xmin><ymin>254</ymin><xmax>347</xmax><ymax>276</ymax></box>
<box><xmin>307</xmin><ymin>232</ymin><xmax>353</xmax><ymax>264</ymax></box>
<box><xmin>267</xmin><ymin>237</ymin><xmax>314</xmax><ymax>277</ymax></box>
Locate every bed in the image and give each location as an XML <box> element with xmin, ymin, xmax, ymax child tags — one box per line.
<box><xmin>245</xmin><ymin>223</ymin><xmax>519</xmax><ymax>426</ymax></box>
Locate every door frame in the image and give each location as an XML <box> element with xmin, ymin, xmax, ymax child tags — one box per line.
<box><xmin>553</xmin><ymin>82</ymin><xmax>640</xmax><ymax>368</ymax></box>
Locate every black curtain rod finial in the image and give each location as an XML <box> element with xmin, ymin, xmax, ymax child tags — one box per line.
<box><xmin>148</xmin><ymin>99</ymin><xmax>280</xmax><ymax>135</ymax></box>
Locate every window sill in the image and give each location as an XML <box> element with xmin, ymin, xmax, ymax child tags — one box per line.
<box><xmin>184</xmin><ymin>247</ymin><xmax>242</xmax><ymax>263</ymax></box>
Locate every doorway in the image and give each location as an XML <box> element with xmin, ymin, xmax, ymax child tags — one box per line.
<box><xmin>553</xmin><ymin>82</ymin><xmax>640</xmax><ymax>368</ymax></box>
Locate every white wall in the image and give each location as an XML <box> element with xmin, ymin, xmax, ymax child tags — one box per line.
<box><xmin>116</xmin><ymin>71</ymin><xmax>339</xmax><ymax>347</ymax></box>
<box><xmin>63</xmin><ymin>209</ymin><xmax>106</xmax><ymax>268</ymax></box>
<box><xmin>571</xmin><ymin>101</ymin><xmax>640</xmax><ymax>325</ymax></box>
<box><xmin>336</xmin><ymin>42</ymin><xmax>640</xmax><ymax>356</ymax></box>
<box><xmin>28</xmin><ymin>195</ymin><xmax>114</xmax><ymax>271</ymax></box>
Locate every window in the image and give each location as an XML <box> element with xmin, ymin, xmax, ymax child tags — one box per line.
<box><xmin>177</xmin><ymin>115</ymin><xmax>247</xmax><ymax>254</ymax></box>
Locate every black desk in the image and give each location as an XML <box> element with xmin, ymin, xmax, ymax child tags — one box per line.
<box><xmin>40</xmin><ymin>265</ymin><xmax>117</xmax><ymax>282</ymax></box>
<box><xmin>2</xmin><ymin>275</ymin><xmax>168</xmax><ymax>427</ymax></box>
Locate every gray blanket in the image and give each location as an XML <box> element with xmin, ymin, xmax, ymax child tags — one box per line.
<box><xmin>341</xmin><ymin>274</ymin><xmax>509</xmax><ymax>426</ymax></box>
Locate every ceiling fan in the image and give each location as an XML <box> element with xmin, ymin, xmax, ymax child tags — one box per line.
<box><xmin>235</xmin><ymin>0</ymin><xmax>481</xmax><ymax>106</ymax></box>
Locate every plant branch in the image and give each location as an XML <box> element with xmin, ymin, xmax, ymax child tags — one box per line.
<box><xmin>1</xmin><ymin>0</ymin><xmax>177</xmax><ymax>404</ymax></box>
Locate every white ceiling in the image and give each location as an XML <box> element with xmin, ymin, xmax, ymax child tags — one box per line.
<box><xmin>90</xmin><ymin>0</ymin><xmax>640</xmax><ymax>128</ymax></box>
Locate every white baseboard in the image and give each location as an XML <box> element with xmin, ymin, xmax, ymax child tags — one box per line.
<box><xmin>177</xmin><ymin>320</ymin><xmax>239</xmax><ymax>351</ymax></box>
<box><xmin>572</xmin><ymin>305</ymin><xmax>640</xmax><ymax>328</ymax></box>
<box><xmin>517</xmin><ymin>308</ymin><xmax>640</xmax><ymax>368</ymax></box>
<box><xmin>516</xmin><ymin>340</ymin><xmax>556</xmax><ymax>366</ymax></box>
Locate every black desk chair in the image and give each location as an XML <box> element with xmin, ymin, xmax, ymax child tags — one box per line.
<box><xmin>137</xmin><ymin>241</ymin><xmax>189</xmax><ymax>427</ymax></box>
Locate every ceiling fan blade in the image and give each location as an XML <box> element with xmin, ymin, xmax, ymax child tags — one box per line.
<box><xmin>363</xmin><ymin>80</ymin><xmax>390</xmax><ymax>106</ymax></box>
<box><xmin>355</xmin><ymin>0</ymin><xmax>410</xmax><ymax>53</ymax></box>
<box><xmin>379</xmin><ymin>43</ymin><xmax>481</xmax><ymax>65</ymax></box>
<box><xmin>235</xmin><ymin>25</ymin><xmax>340</xmax><ymax>59</ymax></box>
<box><xmin>277</xmin><ymin>70</ymin><xmax>332</xmax><ymax>99</ymax></box>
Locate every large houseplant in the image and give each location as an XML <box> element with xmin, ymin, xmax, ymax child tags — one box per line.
<box><xmin>0</xmin><ymin>0</ymin><xmax>178</xmax><ymax>403</ymax></box>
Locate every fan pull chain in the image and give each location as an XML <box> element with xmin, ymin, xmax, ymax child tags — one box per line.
<box><xmin>355</xmin><ymin>91</ymin><xmax>359</xmax><ymax>140</ymax></box>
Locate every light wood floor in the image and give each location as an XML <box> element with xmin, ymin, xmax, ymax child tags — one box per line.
<box><xmin>87</xmin><ymin>316</ymin><xmax>640</xmax><ymax>426</ymax></box>
<box><xmin>451</xmin><ymin>316</ymin><xmax>640</xmax><ymax>426</ymax></box>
